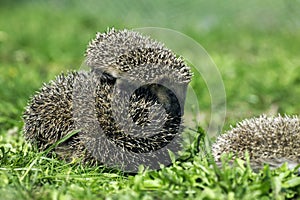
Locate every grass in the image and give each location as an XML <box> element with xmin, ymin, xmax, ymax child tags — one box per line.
<box><xmin>0</xmin><ymin>0</ymin><xmax>300</xmax><ymax>199</ymax></box>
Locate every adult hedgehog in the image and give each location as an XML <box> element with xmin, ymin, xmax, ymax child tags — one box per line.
<box><xmin>23</xmin><ymin>28</ymin><xmax>192</xmax><ymax>172</ymax></box>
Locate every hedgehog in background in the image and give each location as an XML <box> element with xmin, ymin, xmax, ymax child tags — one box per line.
<box><xmin>212</xmin><ymin>114</ymin><xmax>300</xmax><ymax>171</ymax></box>
<box><xmin>23</xmin><ymin>29</ymin><xmax>192</xmax><ymax>172</ymax></box>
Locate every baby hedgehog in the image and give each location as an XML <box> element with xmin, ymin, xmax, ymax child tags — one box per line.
<box><xmin>212</xmin><ymin>114</ymin><xmax>300</xmax><ymax>171</ymax></box>
<box><xmin>85</xmin><ymin>28</ymin><xmax>192</xmax><ymax>115</ymax></box>
<box><xmin>85</xmin><ymin>28</ymin><xmax>192</xmax><ymax>83</ymax></box>
<box><xmin>23</xmin><ymin>71</ymin><xmax>113</xmax><ymax>163</ymax></box>
<box><xmin>23</xmin><ymin>29</ymin><xmax>192</xmax><ymax>172</ymax></box>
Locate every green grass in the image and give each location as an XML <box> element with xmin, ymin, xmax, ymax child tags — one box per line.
<box><xmin>1</xmin><ymin>0</ymin><xmax>300</xmax><ymax>199</ymax></box>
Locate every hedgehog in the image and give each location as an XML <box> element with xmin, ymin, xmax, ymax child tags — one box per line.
<box><xmin>22</xmin><ymin>71</ymin><xmax>112</xmax><ymax>163</ymax></box>
<box><xmin>23</xmin><ymin>29</ymin><xmax>192</xmax><ymax>172</ymax></box>
<box><xmin>85</xmin><ymin>28</ymin><xmax>192</xmax><ymax>114</ymax></box>
<box><xmin>85</xmin><ymin>28</ymin><xmax>192</xmax><ymax>83</ymax></box>
<box><xmin>212</xmin><ymin>114</ymin><xmax>300</xmax><ymax>171</ymax></box>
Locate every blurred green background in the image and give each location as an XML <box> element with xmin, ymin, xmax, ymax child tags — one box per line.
<box><xmin>1</xmin><ymin>0</ymin><xmax>299</xmax><ymax>135</ymax></box>
<box><xmin>0</xmin><ymin>1</ymin><xmax>300</xmax><ymax>199</ymax></box>
<box><xmin>0</xmin><ymin>0</ymin><xmax>300</xmax><ymax>137</ymax></box>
